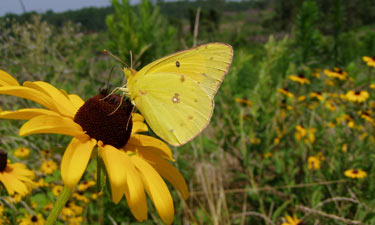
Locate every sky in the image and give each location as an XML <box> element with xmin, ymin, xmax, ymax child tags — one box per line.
<box><xmin>0</xmin><ymin>0</ymin><xmax>141</xmax><ymax>17</ymax></box>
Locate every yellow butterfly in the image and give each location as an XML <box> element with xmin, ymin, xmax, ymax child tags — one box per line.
<box><xmin>120</xmin><ymin>43</ymin><xmax>233</xmax><ymax>146</ymax></box>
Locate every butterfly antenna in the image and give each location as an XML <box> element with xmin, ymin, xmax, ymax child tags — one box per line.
<box><xmin>103</xmin><ymin>65</ymin><xmax>117</xmax><ymax>90</ymax></box>
<box><xmin>104</xmin><ymin>50</ymin><xmax>130</xmax><ymax>68</ymax></box>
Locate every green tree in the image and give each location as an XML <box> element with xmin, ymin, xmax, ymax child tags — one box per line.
<box><xmin>294</xmin><ymin>0</ymin><xmax>321</xmax><ymax>64</ymax></box>
<box><xmin>106</xmin><ymin>0</ymin><xmax>177</xmax><ymax>68</ymax></box>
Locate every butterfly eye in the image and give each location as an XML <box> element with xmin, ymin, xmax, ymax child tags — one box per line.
<box><xmin>176</xmin><ymin>61</ymin><xmax>180</xmax><ymax>68</ymax></box>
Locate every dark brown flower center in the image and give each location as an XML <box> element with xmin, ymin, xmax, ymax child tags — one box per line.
<box><xmin>31</xmin><ymin>215</ymin><xmax>38</xmax><ymax>222</ymax></box>
<box><xmin>0</xmin><ymin>149</ymin><xmax>7</xmax><ymax>172</ymax></box>
<box><xmin>74</xmin><ymin>91</ymin><xmax>134</xmax><ymax>149</ymax></box>
<box><xmin>352</xmin><ymin>169</ymin><xmax>358</xmax><ymax>174</ymax></box>
<box><xmin>354</xmin><ymin>91</ymin><xmax>361</xmax><ymax>95</ymax></box>
<box><xmin>297</xmin><ymin>73</ymin><xmax>305</xmax><ymax>78</ymax></box>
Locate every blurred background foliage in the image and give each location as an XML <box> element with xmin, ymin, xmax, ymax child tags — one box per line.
<box><xmin>1</xmin><ymin>0</ymin><xmax>375</xmax><ymax>224</ymax></box>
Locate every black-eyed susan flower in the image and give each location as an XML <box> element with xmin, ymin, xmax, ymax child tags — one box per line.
<box><xmin>77</xmin><ymin>180</ymin><xmax>95</xmax><ymax>192</ymax></box>
<box><xmin>309</xmin><ymin>92</ymin><xmax>324</xmax><ymax>101</ymax></box>
<box><xmin>0</xmin><ymin>71</ymin><xmax>189</xmax><ymax>224</ymax></box>
<box><xmin>341</xmin><ymin>144</ymin><xmax>348</xmax><ymax>152</ymax></box>
<box><xmin>325</xmin><ymin>100</ymin><xmax>337</xmax><ymax>111</ymax></box>
<box><xmin>18</xmin><ymin>214</ymin><xmax>45</xmax><ymax>225</ymax></box>
<box><xmin>345</xmin><ymin>90</ymin><xmax>369</xmax><ymax>103</ymax></box>
<box><xmin>13</xmin><ymin>147</ymin><xmax>30</xmax><ymax>159</ymax></box>
<box><xmin>73</xmin><ymin>191</ymin><xmax>89</xmax><ymax>203</ymax></box>
<box><xmin>41</xmin><ymin>149</ymin><xmax>53</xmax><ymax>158</ymax></box>
<box><xmin>40</xmin><ymin>160</ymin><xmax>58</xmax><ymax>175</ymax></box>
<box><xmin>52</xmin><ymin>184</ymin><xmax>64</xmax><ymax>197</ymax></box>
<box><xmin>297</xmin><ymin>95</ymin><xmax>306</xmax><ymax>102</ymax></box>
<box><xmin>312</xmin><ymin>69</ymin><xmax>321</xmax><ymax>78</ymax></box>
<box><xmin>0</xmin><ymin>150</ymin><xmax>34</xmax><ymax>196</ymax></box>
<box><xmin>288</xmin><ymin>73</ymin><xmax>311</xmax><ymax>85</ymax></box>
<box><xmin>295</xmin><ymin>125</ymin><xmax>316</xmax><ymax>144</ymax></box>
<box><xmin>344</xmin><ymin>169</ymin><xmax>367</xmax><ymax>179</ymax></box>
<box><xmin>277</xmin><ymin>88</ymin><xmax>295</xmax><ymax>98</ymax></box>
<box><xmin>324</xmin><ymin>67</ymin><xmax>347</xmax><ymax>80</ymax></box>
<box><xmin>282</xmin><ymin>213</ymin><xmax>301</xmax><ymax>225</ymax></box>
<box><xmin>363</xmin><ymin>56</ymin><xmax>375</xmax><ymax>68</ymax></box>
<box><xmin>361</xmin><ymin>111</ymin><xmax>375</xmax><ymax>125</ymax></box>
<box><xmin>308</xmin><ymin>156</ymin><xmax>321</xmax><ymax>170</ymax></box>
<box><xmin>235</xmin><ymin>97</ymin><xmax>252</xmax><ymax>107</ymax></box>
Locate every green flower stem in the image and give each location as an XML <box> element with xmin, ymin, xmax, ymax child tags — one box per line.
<box><xmin>46</xmin><ymin>186</ymin><xmax>73</xmax><ymax>225</ymax></box>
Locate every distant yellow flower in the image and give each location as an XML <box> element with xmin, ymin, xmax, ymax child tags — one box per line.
<box><xmin>282</xmin><ymin>213</ymin><xmax>301</xmax><ymax>225</ymax></box>
<box><xmin>336</xmin><ymin>114</ymin><xmax>355</xmax><ymax>128</ymax></box>
<box><xmin>235</xmin><ymin>97</ymin><xmax>252</xmax><ymax>107</ymax></box>
<box><xmin>344</xmin><ymin>169</ymin><xmax>367</xmax><ymax>179</ymax></box>
<box><xmin>18</xmin><ymin>214</ymin><xmax>45</xmax><ymax>225</ymax></box>
<box><xmin>73</xmin><ymin>191</ymin><xmax>89</xmax><ymax>203</ymax></box>
<box><xmin>309</xmin><ymin>92</ymin><xmax>324</xmax><ymax>101</ymax></box>
<box><xmin>77</xmin><ymin>180</ymin><xmax>95</xmax><ymax>191</ymax></box>
<box><xmin>41</xmin><ymin>149</ymin><xmax>52</xmax><ymax>158</ymax></box>
<box><xmin>370</xmin><ymin>84</ymin><xmax>375</xmax><ymax>89</ymax></box>
<box><xmin>324</xmin><ymin>68</ymin><xmax>347</xmax><ymax>80</ymax></box>
<box><xmin>278</xmin><ymin>88</ymin><xmax>294</xmax><ymax>98</ymax></box>
<box><xmin>52</xmin><ymin>184</ymin><xmax>64</xmax><ymax>196</ymax></box>
<box><xmin>295</xmin><ymin>125</ymin><xmax>316</xmax><ymax>144</ymax></box>
<box><xmin>14</xmin><ymin>147</ymin><xmax>30</xmax><ymax>158</ymax></box>
<box><xmin>40</xmin><ymin>160</ymin><xmax>58</xmax><ymax>175</ymax></box>
<box><xmin>316</xmin><ymin>152</ymin><xmax>325</xmax><ymax>161</ymax></box>
<box><xmin>312</xmin><ymin>69</ymin><xmax>321</xmax><ymax>78</ymax></box>
<box><xmin>264</xmin><ymin>152</ymin><xmax>273</xmax><ymax>158</ymax></box>
<box><xmin>0</xmin><ymin>150</ymin><xmax>34</xmax><ymax>196</ymax></box>
<box><xmin>297</xmin><ymin>95</ymin><xmax>306</xmax><ymax>101</ymax></box>
<box><xmin>250</xmin><ymin>137</ymin><xmax>261</xmax><ymax>144</ymax></box>
<box><xmin>274</xmin><ymin>137</ymin><xmax>280</xmax><ymax>144</ymax></box>
<box><xmin>361</xmin><ymin>111</ymin><xmax>374</xmax><ymax>124</ymax></box>
<box><xmin>34</xmin><ymin>178</ymin><xmax>49</xmax><ymax>188</ymax></box>
<box><xmin>346</xmin><ymin>90</ymin><xmax>369</xmax><ymax>103</ymax></box>
<box><xmin>363</xmin><ymin>56</ymin><xmax>375</xmax><ymax>68</ymax></box>
<box><xmin>308</xmin><ymin>156</ymin><xmax>321</xmax><ymax>170</ymax></box>
<box><xmin>341</xmin><ymin>144</ymin><xmax>348</xmax><ymax>152</ymax></box>
<box><xmin>325</xmin><ymin>101</ymin><xmax>337</xmax><ymax>111</ymax></box>
<box><xmin>289</xmin><ymin>74</ymin><xmax>311</xmax><ymax>85</ymax></box>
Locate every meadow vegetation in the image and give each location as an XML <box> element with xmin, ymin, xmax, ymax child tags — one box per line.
<box><xmin>0</xmin><ymin>0</ymin><xmax>375</xmax><ymax>224</ymax></box>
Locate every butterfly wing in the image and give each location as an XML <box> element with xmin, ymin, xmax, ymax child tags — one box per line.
<box><xmin>127</xmin><ymin>43</ymin><xmax>233</xmax><ymax>146</ymax></box>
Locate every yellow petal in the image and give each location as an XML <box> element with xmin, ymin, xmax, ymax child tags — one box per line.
<box><xmin>127</xmin><ymin>135</ymin><xmax>173</xmax><ymax>161</ymax></box>
<box><xmin>61</xmin><ymin>138</ymin><xmax>96</xmax><ymax>189</ymax></box>
<box><xmin>0</xmin><ymin>86</ymin><xmax>58</xmax><ymax>112</ymax></box>
<box><xmin>23</xmin><ymin>81</ymin><xmax>77</xmax><ymax>117</ymax></box>
<box><xmin>68</xmin><ymin>94</ymin><xmax>85</xmax><ymax>109</ymax></box>
<box><xmin>132</xmin><ymin>113</ymin><xmax>144</xmax><ymax>122</ymax></box>
<box><xmin>9</xmin><ymin>163</ymin><xmax>35</xmax><ymax>179</ymax></box>
<box><xmin>19</xmin><ymin>114</ymin><xmax>86</xmax><ymax>137</ymax></box>
<box><xmin>0</xmin><ymin>70</ymin><xmax>20</xmax><ymax>86</ymax></box>
<box><xmin>123</xmin><ymin>155</ymin><xmax>148</xmax><ymax>222</ymax></box>
<box><xmin>0</xmin><ymin>169</ymin><xmax>29</xmax><ymax>196</ymax></box>
<box><xmin>131</xmin><ymin>122</ymin><xmax>148</xmax><ymax>134</ymax></box>
<box><xmin>131</xmin><ymin>155</ymin><xmax>174</xmax><ymax>225</ymax></box>
<box><xmin>0</xmin><ymin>108</ymin><xmax>59</xmax><ymax>120</ymax></box>
<box><xmin>139</xmin><ymin>150</ymin><xmax>189</xmax><ymax>199</ymax></box>
<box><xmin>98</xmin><ymin>145</ymin><xmax>128</xmax><ymax>203</ymax></box>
